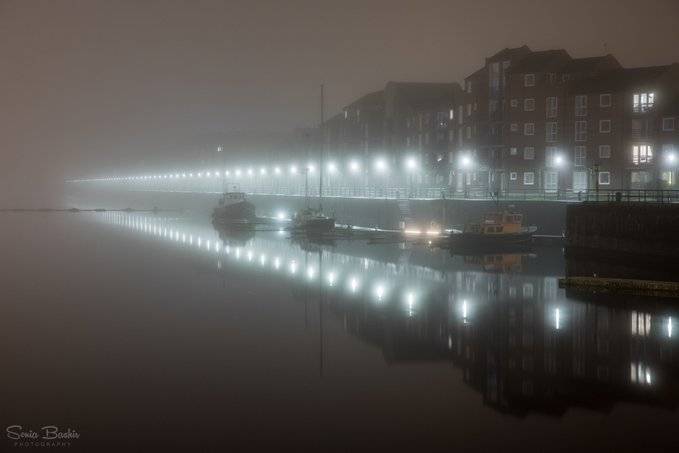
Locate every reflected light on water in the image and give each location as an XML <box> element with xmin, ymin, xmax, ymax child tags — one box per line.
<box><xmin>349</xmin><ymin>277</ymin><xmax>360</xmax><ymax>293</ymax></box>
<box><xmin>669</xmin><ymin>317</ymin><xmax>673</xmax><ymax>338</ymax></box>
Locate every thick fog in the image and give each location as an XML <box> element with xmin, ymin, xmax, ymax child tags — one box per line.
<box><xmin>1</xmin><ymin>0</ymin><xmax>677</xmax><ymax>207</ymax></box>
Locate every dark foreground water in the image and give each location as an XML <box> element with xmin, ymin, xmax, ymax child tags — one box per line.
<box><xmin>2</xmin><ymin>212</ymin><xmax>679</xmax><ymax>452</ymax></box>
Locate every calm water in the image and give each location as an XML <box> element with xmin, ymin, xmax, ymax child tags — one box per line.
<box><xmin>2</xmin><ymin>212</ymin><xmax>679</xmax><ymax>451</ymax></box>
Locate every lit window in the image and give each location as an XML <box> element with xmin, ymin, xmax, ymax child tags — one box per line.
<box><xmin>510</xmin><ymin>147</ymin><xmax>518</xmax><ymax>156</ymax></box>
<box><xmin>599</xmin><ymin>145</ymin><xmax>611</xmax><ymax>158</ymax></box>
<box><xmin>663</xmin><ymin>117</ymin><xmax>675</xmax><ymax>131</ymax></box>
<box><xmin>632</xmin><ymin>145</ymin><xmax>653</xmax><ymax>165</ymax></box>
<box><xmin>546</xmin><ymin>146</ymin><xmax>558</xmax><ymax>166</ymax></box>
<box><xmin>662</xmin><ymin>171</ymin><xmax>674</xmax><ymax>186</ymax></box>
<box><xmin>598</xmin><ymin>171</ymin><xmax>611</xmax><ymax>185</ymax></box>
<box><xmin>546</xmin><ymin>97</ymin><xmax>558</xmax><ymax>119</ymax></box>
<box><xmin>546</xmin><ymin>122</ymin><xmax>558</xmax><ymax>142</ymax></box>
<box><xmin>524</xmin><ymin>123</ymin><xmax>535</xmax><ymax>136</ymax></box>
<box><xmin>575</xmin><ymin>120</ymin><xmax>587</xmax><ymax>141</ymax></box>
<box><xmin>575</xmin><ymin>95</ymin><xmax>588</xmax><ymax>116</ymax></box>
<box><xmin>600</xmin><ymin>94</ymin><xmax>612</xmax><ymax>107</ymax></box>
<box><xmin>523</xmin><ymin>172</ymin><xmax>535</xmax><ymax>185</ymax></box>
<box><xmin>449</xmin><ymin>109</ymin><xmax>454</xmax><ymax>120</ymax></box>
<box><xmin>524</xmin><ymin>98</ymin><xmax>535</xmax><ymax>111</ymax></box>
<box><xmin>510</xmin><ymin>123</ymin><xmax>518</xmax><ymax>132</ymax></box>
<box><xmin>510</xmin><ymin>172</ymin><xmax>517</xmax><ymax>180</ymax></box>
<box><xmin>524</xmin><ymin>74</ymin><xmax>535</xmax><ymax>87</ymax></box>
<box><xmin>599</xmin><ymin>119</ymin><xmax>612</xmax><ymax>133</ymax></box>
<box><xmin>437</xmin><ymin>111</ymin><xmax>448</xmax><ymax>128</ymax></box>
<box><xmin>511</xmin><ymin>99</ymin><xmax>518</xmax><ymax>108</ymax></box>
<box><xmin>524</xmin><ymin>147</ymin><xmax>535</xmax><ymax>160</ymax></box>
<box><xmin>633</xmin><ymin>92</ymin><xmax>655</xmax><ymax>113</ymax></box>
<box><xmin>575</xmin><ymin>145</ymin><xmax>587</xmax><ymax>166</ymax></box>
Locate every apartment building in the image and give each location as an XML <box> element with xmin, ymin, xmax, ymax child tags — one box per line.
<box><xmin>322</xmin><ymin>90</ymin><xmax>385</xmax><ymax>161</ymax></box>
<box><xmin>458</xmin><ymin>47</ymin><xmax>679</xmax><ymax>193</ymax></box>
<box><xmin>320</xmin><ymin>45</ymin><xmax>678</xmax><ymax>195</ymax></box>
<box><xmin>458</xmin><ymin>46</ymin><xmax>532</xmax><ymax>194</ymax></box>
<box><xmin>402</xmin><ymin>84</ymin><xmax>462</xmax><ymax>185</ymax></box>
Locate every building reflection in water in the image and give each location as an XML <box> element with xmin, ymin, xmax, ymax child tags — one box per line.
<box><xmin>97</xmin><ymin>212</ymin><xmax>679</xmax><ymax>417</ymax></box>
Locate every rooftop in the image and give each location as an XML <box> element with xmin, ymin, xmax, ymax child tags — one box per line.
<box><xmin>569</xmin><ymin>65</ymin><xmax>673</xmax><ymax>93</ymax></box>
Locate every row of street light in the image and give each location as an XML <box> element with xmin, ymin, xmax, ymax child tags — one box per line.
<box><xmin>77</xmin><ymin>154</ymin><xmax>450</xmax><ymax>182</ymax></box>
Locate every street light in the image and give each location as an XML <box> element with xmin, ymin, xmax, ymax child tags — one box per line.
<box><xmin>405</xmin><ymin>156</ymin><xmax>418</xmax><ymax>171</ymax></box>
<box><xmin>349</xmin><ymin>160</ymin><xmax>360</xmax><ymax>174</ymax></box>
<box><xmin>458</xmin><ymin>154</ymin><xmax>474</xmax><ymax>197</ymax></box>
<box><xmin>405</xmin><ymin>156</ymin><xmax>418</xmax><ymax>197</ymax></box>
<box><xmin>374</xmin><ymin>158</ymin><xmax>387</xmax><ymax>174</ymax></box>
<box><xmin>459</xmin><ymin>155</ymin><xmax>473</xmax><ymax>169</ymax></box>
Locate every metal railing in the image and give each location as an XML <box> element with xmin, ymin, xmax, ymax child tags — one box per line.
<box><xmin>78</xmin><ymin>178</ymin><xmax>679</xmax><ymax>204</ymax></box>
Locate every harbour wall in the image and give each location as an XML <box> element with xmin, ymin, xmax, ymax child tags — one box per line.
<box><xmin>566</xmin><ymin>202</ymin><xmax>679</xmax><ymax>262</ymax></box>
<box><xmin>66</xmin><ymin>187</ymin><xmax>569</xmax><ymax>235</ymax></box>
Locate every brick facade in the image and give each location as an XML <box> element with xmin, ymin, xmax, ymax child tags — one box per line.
<box><xmin>321</xmin><ymin>46</ymin><xmax>679</xmax><ymax>194</ymax></box>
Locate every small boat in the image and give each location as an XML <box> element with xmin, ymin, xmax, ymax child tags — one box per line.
<box><xmin>449</xmin><ymin>209</ymin><xmax>537</xmax><ymax>253</ymax></box>
<box><xmin>212</xmin><ymin>191</ymin><xmax>256</xmax><ymax>229</ymax></box>
<box><xmin>291</xmin><ymin>208</ymin><xmax>335</xmax><ymax>235</ymax></box>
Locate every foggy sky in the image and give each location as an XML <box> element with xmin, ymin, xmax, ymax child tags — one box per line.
<box><xmin>1</xmin><ymin>0</ymin><xmax>678</xmax><ymax>206</ymax></box>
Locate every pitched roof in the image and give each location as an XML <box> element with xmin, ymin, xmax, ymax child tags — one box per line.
<box><xmin>487</xmin><ymin>45</ymin><xmax>531</xmax><ymax>62</ymax></box>
<box><xmin>345</xmin><ymin>90</ymin><xmax>384</xmax><ymax>110</ymax></box>
<box><xmin>569</xmin><ymin>65</ymin><xmax>672</xmax><ymax>93</ymax></box>
<box><xmin>563</xmin><ymin>55</ymin><xmax>620</xmax><ymax>73</ymax></box>
<box><xmin>509</xmin><ymin>49</ymin><xmax>571</xmax><ymax>73</ymax></box>
<box><xmin>385</xmin><ymin>81</ymin><xmax>458</xmax><ymax>105</ymax></box>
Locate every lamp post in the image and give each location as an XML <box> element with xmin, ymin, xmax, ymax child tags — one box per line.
<box><xmin>459</xmin><ymin>154</ymin><xmax>473</xmax><ymax>198</ymax></box>
<box><xmin>665</xmin><ymin>150</ymin><xmax>677</xmax><ymax>188</ymax></box>
<box><xmin>349</xmin><ymin>159</ymin><xmax>361</xmax><ymax>197</ymax></box>
<box><xmin>405</xmin><ymin>156</ymin><xmax>418</xmax><ymax>198</ymax></box>
<box><xmin>552</xmin><ymin>153</ymin><xmax>566</xmax><ymax>199</ymax></box>
<box><xmin>374</xmin><ymin>157</ymin><xmax>388</xmax><ymax>197</ymax></box>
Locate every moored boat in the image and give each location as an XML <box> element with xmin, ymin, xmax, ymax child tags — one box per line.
<box><xmin>291</xmin><ymin>208</ymin><xmax>335</xmax><ymax>235</ymax></box>
<box><xmin>449</xmin><ymin>209</ymin><xmax>537</xmax><ymax>253</ymax></box>
<box><xmin>212</xmin><ymin>191</ymin><xmax>256</xmax><ymax>229</ymax></box>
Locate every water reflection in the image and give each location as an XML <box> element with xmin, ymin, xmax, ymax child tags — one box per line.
<box><xmin>97</xmin><ymin>212</ymin><xmax>679</xmax><ymax>417</ymax></box>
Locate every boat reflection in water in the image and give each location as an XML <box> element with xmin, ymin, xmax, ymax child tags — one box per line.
<box><xmin>97</xmin><ymin>212</ymin><xmax>679</xmax><ymax>417</ymax></box>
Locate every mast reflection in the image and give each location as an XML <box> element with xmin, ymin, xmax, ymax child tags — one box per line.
<box><xmin>97</xmin><ymin>212</ymin><xmax>679</xmax><ymax>417</ymax></box>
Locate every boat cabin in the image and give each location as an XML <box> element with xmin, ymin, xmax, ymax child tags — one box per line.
<box><xmin>218</xmin><ymin>192</ymin><xmax>246</xmax><ymax>206</ymax></box>
<box><xmin>464</xmin><ymin>211</ymin><xmax>524</xmax><ymax>235</ymax></box>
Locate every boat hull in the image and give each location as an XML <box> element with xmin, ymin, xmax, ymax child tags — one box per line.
<box><xmin>448</xmin><ymin>232</ymin><xmax>533</xmax><ymax>254</ymax></box>
<box><xmin>292</xmin><ymin>218</ymin><xmax>336</xmax><ymax>235</ymax></box>
<box><xmin>212</xmin><ymin>201</ymin><xmax>256</xmax><ymax>225</ymax></box>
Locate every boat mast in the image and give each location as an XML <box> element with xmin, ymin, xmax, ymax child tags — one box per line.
<box><xmin>319</xmin><ymin>84</ymin><xmax>324</xmax><ymax>212</ymax></box>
